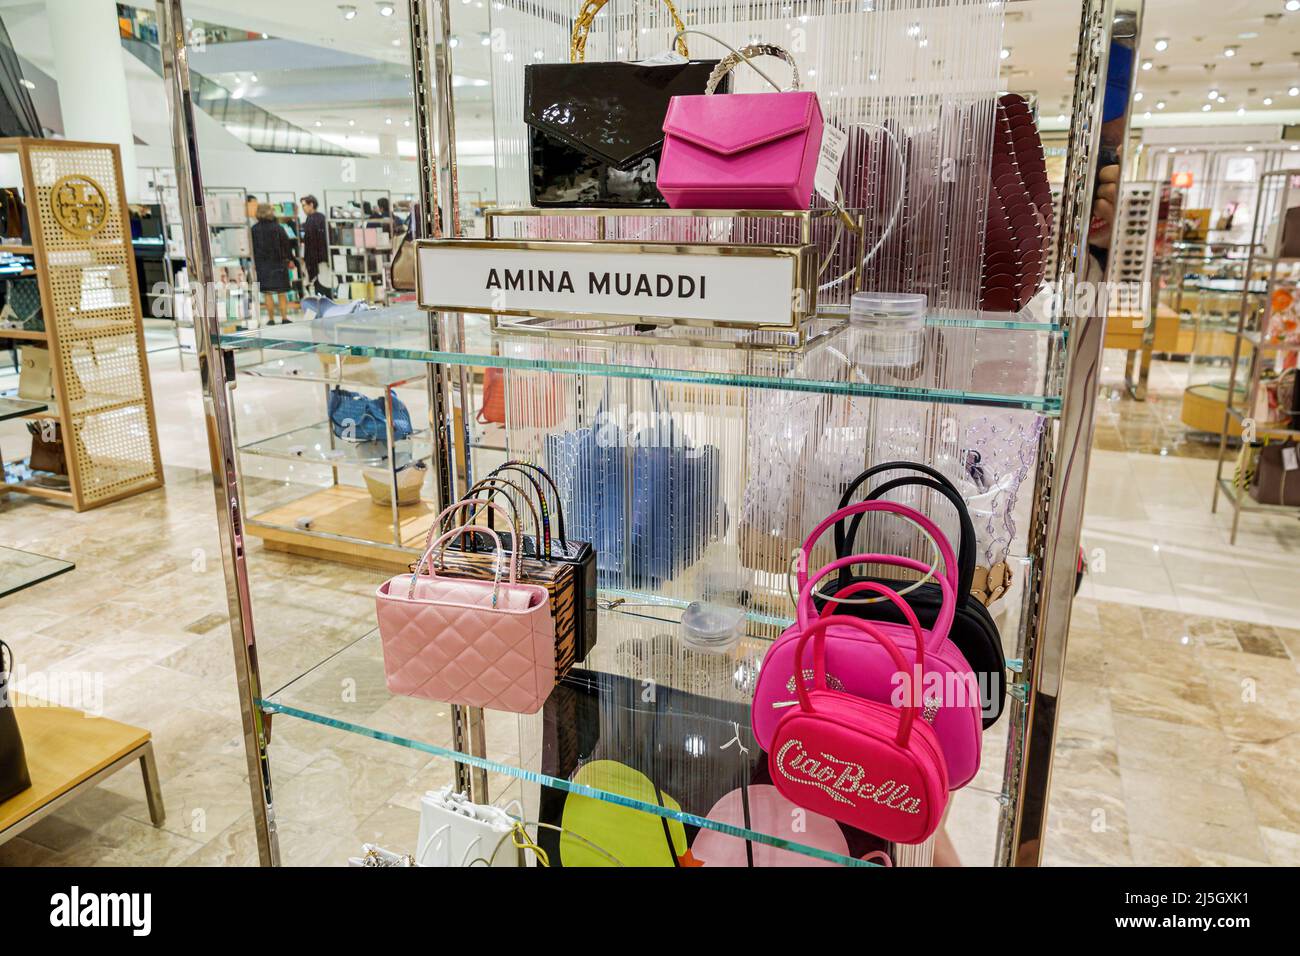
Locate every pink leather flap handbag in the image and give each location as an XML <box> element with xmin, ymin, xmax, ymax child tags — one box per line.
<box><xmin>768</xmin><ymin>614</ymin><xmax>949</xmax><ymax>844</ymax></box>
<box><xmin>751</xmin><ymin>500</ymin><xmax>984</xmax><ymax>789</ymax></box>
<box><xmin>376</xmin><ymin>500</ymin><xmax>555</xmax><ymax>714</ymax></box>
<box><xmin>657</xmin><ymin>43</ymin><xmax>824</xmax><ymax>211</ymax></box>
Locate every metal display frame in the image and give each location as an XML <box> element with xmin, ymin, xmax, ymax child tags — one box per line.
<box><xmin>159</xmin><ymin>0</ymin><xmax>1124</xmax><ymax>867</ymax></box>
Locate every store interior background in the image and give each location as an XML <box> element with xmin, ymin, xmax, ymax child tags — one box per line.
<box><xmin>0</xmin><ymin>0</ymin><xmax>1297</xmax><ymax>866</ymax></box>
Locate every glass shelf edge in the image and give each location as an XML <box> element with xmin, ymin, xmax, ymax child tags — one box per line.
<box><xmin>217</xmin><ymin>335</ymin><xmax>1062</xmax><ymax>414</ymax></box>
<box><xmin>258</xmin><ymin>698</ymin><xmax>878</xmax><ymax>867</ymax></box>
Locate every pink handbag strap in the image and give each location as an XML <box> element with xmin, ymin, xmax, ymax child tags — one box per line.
<box><xmin>797</xmin><ymin>552</ymin><xmax>954</xmax><ymax>648</ymax></box>
<box><xmin>789</xmin><ymin>614</ymin><xmax>922</xmax><ymax>748</ymax></box>
<box><xmin>409</xmin><ymin>523</ymin><xmax>510</xmax><ymax>604</ymax></box>
<box><xmin>798</xmin><ymin>500</ymin><xmax>959</xmax><ymax>599</ymax></box>
<box><xmin>815</xmin><ymin>579</ymin><xmax>924</xmax><ymax>639</ymax></box>
<box><xmin>422</xmin><ymin>497</ymin><xmax>519</xmax><ymax>554</ymax></box>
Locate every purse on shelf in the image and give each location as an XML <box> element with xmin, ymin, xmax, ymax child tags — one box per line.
<box><xmin>523</xmin><ymin>0</ymin><xmax>726</xmax><ymax>208</ymax></box>
<box><xmin>1</xmin><ymin>188</ymin><xmax>28</xmax><ymax>241</ymax></box>
<box><xmin>1249</xmin><ymin>441</ymin><xmax>1300</xmax><ymax>507</ymax></box>
<box><xmin>18</xmin><ymin>345</ymin><xmax>55</xmax><ymax>402</ymax></box>
<box><xmin>416</xmin><ymin>787</ymin><xmax>526</xmax><ymax>868</ymax></box>
<box><xmin>327</xmin><ymin>387</ymin><xmax>413</xmax><ymax>443</ymax></box>
<box><xmin>817</xmin><ymin>462</ymin><xmax>1007</xmax><ymax>729</ymax></box>
<box><xmin>2</xmin><ymin>277</ymin><xmax>42</xmax><ymax>331</ymax></box>
<box><xmin>390</xmin><ymin>232</ymin><xmax>416</xmax><ymax>292</ymax></box>
<box><xmin>658</xmin><ymin>43</ymin><xmax>824</xmax><ymax>211</ymax></box>
<box><xmin>751</xmin><ymin>500</ymin><xmax>984</xmax><ymax>790</ymax></box>
<box><xmin>766</xmin><ymin>614</ymin><xmax>949</xmax><ymax>844</ymax></box>
<box><xmin>26</xmin><ymin>420</ymin><xmax>67</xmax><ymax>476</ymax></box>
<box><xmin>376</xmin><ymin>500</ymin><xmax>555</xmax><ymax>714</ymax></box>
<box><xmin>431</xmin><ymin>473</ymin><xmax>583</xmax><ymax>677</ymax></box>
<box><xmin>1</xmin><ymin>639</ymin><xmax>33</xmax><ymax>804</ymax></box>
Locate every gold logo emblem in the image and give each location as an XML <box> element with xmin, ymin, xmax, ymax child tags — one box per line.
<box><xmin>49</xmin><ymin>174</ymin><xmax>109</xmax><ymax>238</ymax></box>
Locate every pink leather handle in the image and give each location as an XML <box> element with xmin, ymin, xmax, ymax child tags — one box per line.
<box><xmin>409</xmin><ymin>523</ymin><xmax>511</xmax><ymax>603</ymax></box>
<box><xmin>423</xmin><ymin>498</ymin><xmax>520</xmax><ymax>555</ymax></box>
<box><xmin>798</xmin><ymin>500</ymin><xmax>959</xmax><ymax>600</ymax></box>
<box><xmin>816</xmin><ymin>579</ymin><xmax>925</xmax><ymax>644</ymax></box>
<box><xmin>797</xmin><ymin>552</ymin><xmax>954</xmax><ymax>648</ymax></box>
<box><xmin>416</xmin><ymin>498</ymin><xmax>518</xmax><ymax>581</ymax></box>
<box><xmin>789</xmin><ymin>614</ymin><xmax>921</xmax><ymax>748</ymax></box>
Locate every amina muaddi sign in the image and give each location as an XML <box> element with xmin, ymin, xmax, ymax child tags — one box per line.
<box><xmin>416</xmin><ymin>237</ymin><xmax>815</xmax><ymax>329</ymax></box>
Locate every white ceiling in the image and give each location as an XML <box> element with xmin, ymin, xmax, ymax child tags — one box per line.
<box><xmin>5</xmin><ymin>0</ymin><xmax>1299</xmax><ymax>154</ymax></box>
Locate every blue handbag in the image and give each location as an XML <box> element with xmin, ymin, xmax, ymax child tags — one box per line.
<box><xmin>328</xmin><ymin>387</ymin><xmax>414</xmax><ymax>443</ymax></box>
<box><xmin>545</xmin><ymin>384</ymin><xmax>722</xmax><ymax>588</ymax></box>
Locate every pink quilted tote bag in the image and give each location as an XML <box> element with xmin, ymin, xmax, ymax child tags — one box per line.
<box><xmin>376</xmin><ymin>500</ymin><xmax>555</xmax><ymax>714</ymax></box>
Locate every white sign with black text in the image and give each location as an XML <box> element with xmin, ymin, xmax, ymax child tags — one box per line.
<box><xmin>417</xmin><ymin>239</ymin><xmax>811</xmax><ymax>328</ymax></box>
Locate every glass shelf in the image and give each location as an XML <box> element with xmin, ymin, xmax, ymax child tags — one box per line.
<box><xmin>239</xmin><ymin>421</ymin><xmax>432</xmax><ymax>468</ymax></box>
<box><xmin>239</xmin><ymin>349</ymin><xmax>429</xmax><ymax>388</ymax></box>
<box><xmin>220</xmin><ymin>305</ymin><xmax>1061</xmax><ymax>415</ymax></box>
<box><xmin>258</xmin><ymin>609</ymin><xmax>920</xmax><ymax>867</ymax></box>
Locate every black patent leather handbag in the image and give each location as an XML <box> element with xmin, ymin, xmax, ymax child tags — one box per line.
<box><xmin>0</xmin><ymin>639</ymin><xmax>33</xmax><ymax>804</ymax></box>
<box><xmin>523</xmin><ymin>0</ymin><xmax>725</xmax><ymax>208</ymax></box>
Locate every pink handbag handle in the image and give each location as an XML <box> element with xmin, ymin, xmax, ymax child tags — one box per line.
<box><xmin>795</xmin><ymin>502</ymin><xmax>961</xmax><ymax>598</ymax></box>
<box><xmin>422</xmin><ymin>498</ymin><xmax>520</xmax><ymax>555</ymax></box>
<box><xmin>409</xmin><ymin>523</ymin><xmax>512</xmax><ymax>604</ymax></box>
<box><xmin>798</xmin><ymin>500</ymin><xmax>959</xmax><ymax>601</ymax></box>
<box><xmin>797</xmin><ymin>552</ymin><xmax>955</xmax><ymax>648</ymax></box>
<box><xmin>815</xmin><ymin>579</ymin><xmax>925</xmax><ymax>640</ymax></box>
<box><xmin>789</xmin><ymin>614</ymin><xmax>922</xmax><ymax>748</ymax></box>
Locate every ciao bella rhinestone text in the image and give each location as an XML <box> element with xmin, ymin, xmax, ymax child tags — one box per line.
<box><xmin>775</xmin><ymin>739</ymin><xmax>922</xmax><ymax>813</ymax></box>
<box><xmin>484</xmin><ymin>268</ymin><xmax>707</xmax><ymax>301</ymax></box>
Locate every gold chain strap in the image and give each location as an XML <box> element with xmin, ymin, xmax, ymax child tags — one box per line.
<box><xmin>705</xmin><ymin>43</ymin><xmax>800</xmax><ymax>94</ymax></box>
<box><xmin>570</xmin><ymin>0</ymin><xmax>688</xmax><ymax>63</ymax></box>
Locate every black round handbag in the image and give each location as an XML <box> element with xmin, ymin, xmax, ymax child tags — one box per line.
<box><xmin>813</xmin><ymin>462</ymin><xmax>1007</xmax><ymax>729</ymax></box>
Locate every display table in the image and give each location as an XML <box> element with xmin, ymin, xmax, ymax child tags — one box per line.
<box><xmin>0</xmin><ymin>698</ymin><xmax>163</xmax><ymax>845</ymax></box>
<box><xmin>1103</xmin><ymin>303</ymin><xmax>1179</xmax><ymax>399</ymax></box>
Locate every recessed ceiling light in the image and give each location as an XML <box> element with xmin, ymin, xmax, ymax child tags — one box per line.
<box><xmin>1156</xmin><ymin>101</ymin><xmax>1166</xmax><ymax>110</ymax></box>
<box><xmin>348</xmin><ymin>119</ymin><xmax>356</xmax><ymax>126</ymax></box>
<box><xmin>1291</xmin><ymin>86</ymin><xmax>1300</xmax><ymax>96</ymax></box>
<box><xmin>385</xmin><ymin>117</ymin><xmax>392</xmax><ymax>125</ymax></box>
<box><xmin>1154</xmin><ymin>38</ymin><xmax>1169</xmax><ymax>52</ymax></box>
<box><xmin>1246</xmin><ymin>145</ymin><xmax>1254</xmax><ymax>151</ymax></box>
<box><xmin>1237</xmin><ymin>106</ymin><xmax>1246</xmax><ymax>115</ymax></box>
<box><xmin>1000</xmin><ymin>47</ymin><xmax>1011</xmax><ymax>60</ymax></box>
<box><xmin>1218</xmin><ymin>96</ymin><xmax>1226</xmax><ymax>104</ymax></box>
<box><xmin>404</xmin><ymin>119</ymin><xmax>411</xmax><ymax>127</ymax></box>
<box><xmin>1224</xmin><ymin>46</ymin><xmax>1238</xmax><ymax>57</ymax></box>
<box><xmin>377</xmin><ymin>2</ymin><xmax>394</xmax><ymax>14</ymax></box>
<box><xmin>1141</xmin><ymin>60</ymin><xmax>1152</xmax><ymax>71</ymax></box>
<box><xmin>1264</xmin><ymin>96</ymin><xmax>1274</xmax><ymax>105</ymax></box>
<box><xmin>1208</xmin><ymin>89</ymin><xmax>1219</xmax><ymax>99</ymax></box>
<box><xmin>1287</xmin><ymin>0</ymin><xmax>1300</xmax><ymax>12</ymax></box>
<box><xmin>1134</xmin><ymin>91</ymin><xmax>1144</xmax><ymax>101</ymax></box>
<box><xmin>391</xmin><ymin>38</ymin><xmax>400</xmax><ymax>46</ymax></box>
<box><xmin>339</xmin><ymin>4</ymin><xmax>357</xmax><ymax>19</ymax></box>
<box><xmin>1202</xmin><ymin>104</ymin><xmax>1212</xmax><ymax>111</ymax></box>
<box><xmin>480</xmin><ymin>34</ymin><xmax>491</xmax><ymax>46</ymax></box>
<box><xmin>250</xmin><ymin>73</ymin><xmax>258</xmax><ymax>82</ymax></box>
<box><xmin>1143</xmin><ymin>111</ymin><xmax>1151</xmax><ymax>119</ymax></box>
<box><xmin>449</xmin><ymin>37</ymin><xmax>459</xmax><ymax>48</ymax></box>
<box><xmin>314</xmin><ymin>120</ymin><xmax>322</xmax><ymax>127</ymax></box>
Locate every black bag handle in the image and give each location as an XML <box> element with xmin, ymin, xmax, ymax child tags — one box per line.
<box><xmin>492</xmin><ymin>461</ymin><xmax>569</xmax><ymax>550</ymax></box>
<box><xmin>835</xmin><ymin>463</ymin><xmax>976</xmax><ymax>596</ymax></box>
<box><xmin>460</xmin><ymin>475</ymin><xmax>548</xmax><ymax>558</ymax></box>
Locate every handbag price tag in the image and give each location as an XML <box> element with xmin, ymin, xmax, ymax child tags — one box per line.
<box><xmin>1283</xmin><ymin>446</ymin><xmax>1298</xmax><ymax>471</ymax></box>
<box><xmin>814</xmin><ymin>123</ymin><xmax>848</xmax><ymax>203</ymax></box>
<box><xmin>638</xmin><ymin>49</ymin><xmax>688</xmax><ymax>65</ymax></box>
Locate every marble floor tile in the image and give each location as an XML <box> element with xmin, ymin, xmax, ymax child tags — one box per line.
<box><xmin>1118</xmin><ymin>767</ymin><xmax>1268</xmax><ymax>862</ymax></box>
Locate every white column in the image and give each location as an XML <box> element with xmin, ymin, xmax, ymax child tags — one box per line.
<box><xmin>45</xmin><ymin>0</ymin><xmax>139</xmax><ymax>198</ymax></box>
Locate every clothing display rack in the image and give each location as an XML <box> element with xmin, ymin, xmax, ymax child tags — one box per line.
<box><xmin>1211</xmin><ymin>168</ymin><xmax>1300</xmax><ymax>543</ymax></box>
<box><xmin>0</xmin><ymin>137</ymin><xmax>163</xmax><ymax>511</ymax></box>
<box><xmin>160</xmin><ymin>0</ymin><xmax>1128</xmax><ymax>867</ymax></box>
<box><xmin>324</xmin><ymin>189</ymin><xmax>395</xmax><ymax>304</ymax></box>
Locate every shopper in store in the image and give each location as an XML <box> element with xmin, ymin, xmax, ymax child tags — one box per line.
<box><xmin>300</xmin><ymin>194</ymin><xmax>329</xmax><ymax>295</ymax></box>
<box><xmin>251</xmin><ymin>202</ymin><xmax>294</xmax><ymax>324</ymax></box>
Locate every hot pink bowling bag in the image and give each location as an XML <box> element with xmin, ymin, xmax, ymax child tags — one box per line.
<box><xmin>767</xmin><ymin>614</ymin><xmax>949</xmax><ymax>844</ymax></box>
<box><xmin>751</xmin><ymin>500</ymin><xmax>984</xmax><ymax>788</ymax></box>
<box><xmin>376</xmin><ymin>500</ymin><xmax>555</xmax><ymax>714</ymax></box>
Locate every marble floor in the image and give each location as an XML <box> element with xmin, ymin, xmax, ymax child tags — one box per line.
<box><xmin>0</xmin><ymin>340</ymin><xmax>1297</xmax><ymax>866</ymax></box>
